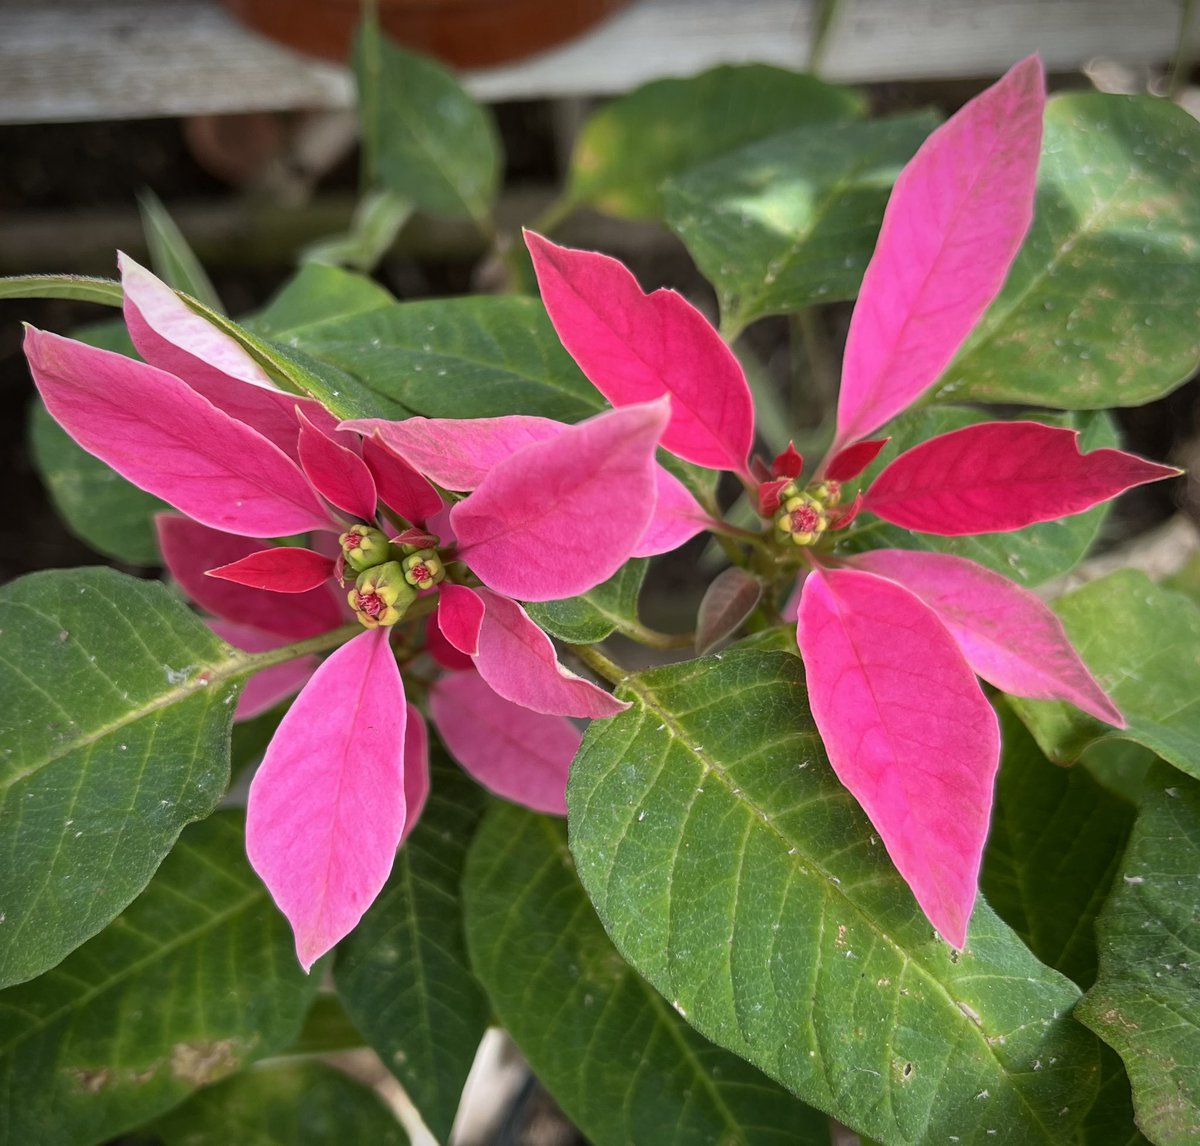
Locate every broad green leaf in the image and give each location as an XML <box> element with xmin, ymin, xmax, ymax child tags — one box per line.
<box><xmin>525</xmin><ymin>559</ymin><xmax>648</xmax><ymax>643</ymax></box>
<box><xmin>292</xmin><ymin>295</ymin><xmax>605</xmax><ymax>421</ymax></box>
<box><xmin>0</xmin><ymin>812</ymin><xmax>321</xmax><ymax>1146</ymax></box>
<box><xmin>1008</xmin><ymin>571</ymin><xmax>1200</xmax><ymax>776</ymax></box>
<box><xmin>1077</xmin><ymin>765</ymin><xmax>1200</xmax><ymax>1145</ymax></box>
<box><xmin>569</xmin><ymin>65</ymin><xmax>864</xmax><ymax>220</ymax></box>
<box><xmin>0</xmin><ymin>274</ymin><xmax>121</xmax><ymax>306</ymax></box>
<box><xmin>464</xmin><ymin>804</ymin><xmax>832</xmax><ymax>1146</ymax></box>
<box><xmin>149</xmin><ymin>1061</ymin><xmax>408</xmax><ymax>1145</ymax></box>
<box><xmin>1079</xmin><ymin>1045</ymin><xmax>1150</xmax><ymax>1146</ymax></box>
<box><xmin>355</xmin><ymin>12</ymin><xmax>500</xmax><ymax>223</ymax></box>
<box><xmin>29</xmin><ymin>399</ymin><xmax>167</xmax><ymax>566</ymax></box>
<box><xmin>185</xmin><ymin>295</ymin><xmax>384</xmax><ymax>420</ymax></box>
<box><xmin>664</xmin><ymin>112</ymin><xmax>940</xmax><ymax>336</ymax></box>
<box><xmin>301</xmin><ymin>189</ymin><xmax>414</xmax><ymax>274</ymax></box>
<box><xmin>287</xmin><ymin>993</ymin><xmax>367</xmax><ymax>1056</ymax></box>
<box><xmin>139</xmin><ymin>188</ymin><xmax>222</xmax><ymax>311</ymax></box>
<box><xmin>249</xmin><ymin>261</ymin><xmax>396</xmax><ymax>339</ymax></box>
<box><xmin>937</xmin><ymin>93</ymin><xmax>1200</xmax><ymax>409</ymax></box>
<box><xmin>0</xmin><ymin>568</ymin><xmax>243</xmax><ymax>988</ymax></box>
<box><xmin>334</xmin><ymin>760</ymin><xmax>491</xmax><ymax>1144</ymax></box>
<box><xmin>982</xmin><ymin>703</ymin><xmax>1137</xmax><ymax>988</ymax></box>
<box><xmin>569</xmin><ymin>651</ymin><xmax>1101</xmax><ymax>1145</ymax></box>
<box><xmin>840</xmin><ymin>406</ymin><xmax>1117</xmax><ymax>587</ymax></box>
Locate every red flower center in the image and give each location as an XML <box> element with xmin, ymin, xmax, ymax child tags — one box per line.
<box><xmin>790</xmin><ymin>505</ymin><xmax>821</xmax><ymax>534</ymax></box>
<box><xmin>357</xmin><ymin>591</ymin><xmax>386</xmax><ymax>618</ymax></box>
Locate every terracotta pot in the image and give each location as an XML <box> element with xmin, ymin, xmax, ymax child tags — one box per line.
<box><xmin>222</xmin><ymin>0</ymin><xmax>632</xmax><ymax>68</ymax></box>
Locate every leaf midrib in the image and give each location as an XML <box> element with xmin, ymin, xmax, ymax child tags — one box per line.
<box><xmin>611</xmin><ymin>658</ymin><xmax>1073</xmax><ymax>1140</ymax></box>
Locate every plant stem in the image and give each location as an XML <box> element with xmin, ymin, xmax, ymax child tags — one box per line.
<box><xmin>613</xmin><ymin>620</ymin><xmax>695</xmax><ymax>650</ymax></box>
<box><xmin>233</xmin><ymin>623</ymin><xmax>364</xmax><ymax>678</ymax></box>
<box><xmin>528</xmin><ymin>194</ymin><xmax>578</xmax><ymax>237</ymax></box>
<box><xmin>567</xmin><ymin>643</ymin><xmax>630</xmax><ymax>689</ymax></box>
<box><xmin>1170</xmin><ymin>0</ymin><xmax>1197</xmax><ymax>99</ymax></box>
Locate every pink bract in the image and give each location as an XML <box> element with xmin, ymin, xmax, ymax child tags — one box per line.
<box><xmin>526</xmin><ymin>230</ymin><xmax>755</xmax><ymax>477</ymax></box>
<box><xmin>797</xmin><ymin>567</ymin><xmax>1000</xmax><ymax>948</ymax></box>
<box><xmin>832</xmin><ymin>55</ymin><xmax>1045</xmax><ymax>453</ymax></box>
<box><xmin>246</xmin><ymin>628</ymin><xmax>408</xmax><ymax>971</ymax></box>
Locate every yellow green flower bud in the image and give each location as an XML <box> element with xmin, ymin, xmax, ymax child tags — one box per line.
<box><xmin>775</xmin><ymin>493</ymin><xmax>828</xmax><ymax>547</ymax></box>
<box><xmin>810</xmin><ymin>479</ymin><xmax>843</xmax><ymax>508</ymax></box>
<box><xmin>348</xmin><ymin>561</ymin><xmax>417</xmax><ymax>628</ymax></box>
<box><xmin>401</xmin><ymin>549</ymin><xmax>445</xmax><ymax>591</ymax></box>
<box><xmin>339</xmin><ymin>524</ymin><xmax>393</xmax><ymax>574</ymax></box>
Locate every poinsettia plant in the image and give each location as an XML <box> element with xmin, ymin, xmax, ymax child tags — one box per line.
<box><xmin>3</xmin><ymin>21</ymin><xmax>1200</xmax><ymax>1146</ymax></box>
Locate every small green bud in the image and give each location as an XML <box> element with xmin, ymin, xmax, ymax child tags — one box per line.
<box><xmin>775</xmin><ymin>493</ymin><xmax>828</xmax><ymax>547</ymax></box>
<box><xmin>401</xmin><ymin>549</ymin><xmax>445</xmax><ymax>591</ymax></box>
<box><xmin>348</xmin><ymin>561</ymin><xmax>417</xmax><ymax>628</ymax></box>
<box><xmin>340</xmin><ymin>524</ymin><xmax>393</xmax><ymax>573</ymax></box>
<box><xmin>810</xmin><ymin>479</ymin><xmax>842</xmax><ymax>508</ymax></box>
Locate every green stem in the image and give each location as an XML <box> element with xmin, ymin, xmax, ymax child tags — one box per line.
<box><xmin>1170</xmin><ymin>0</ymin><xmax>1197</xmax><ymax>99</ymax></box>
<box><xmin>527</xmin><ymin>194</ymin><xmax>578</xmax><ymax>237</ymax></box>
<box><xmin>231</xmin><ymin>623</ymin><xmax>363</xmax><ymax>679</ymax></box>
<box><xmin>612</xmin><ymin>620</ymin><xmax>695</xmax><ymax>650</ymax></box>
<box><xmin>567</xmin><ymin>643</ymin><xmax>630</xmax><ymax>689</ymax></box>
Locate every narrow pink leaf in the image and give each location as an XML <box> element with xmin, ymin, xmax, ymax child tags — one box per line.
<box><xmin>121</xmin><ymin>252</ymin><xmax>339</xmax><ymax>454</ymax></box>
<box><xmin>526</xmin><ymin>231</ymin><xmax>755</xmax><ymax>475</ymax></box>
<box><xmin>833</xmin><ymin>57</ymin><xmax>1045</xmax><ymax>452</ymax></box>
<box><xmin>361</xmin><ymin>435</ymin><xmax>445</xmax><ymax>524</ymax></box>
<box><xmin>848</xmin><ymin>549</ymin><xmax>1124</xmax><ymax>724</ymax></box>
<box><xmin>824</xmin><ymin>438</ymin><xmax>890</xmax><ymax>482</ymax></box>
<box><xmin>27</xmin><ymin>326</ymin><xmax>332</xmax><ymax>537</ymax></box>
<box><xmin>863</xmin><ymin>420</ymin><xmax>1181</xmax><ymax>535</ymax></box>
<box><xmin>473</xmin><ymin>589</ymin><xmax>628</xmax><ymax>719</ymax></box>
<box><xmin>632</xmin><ymin>466</ymin><xmax>711</xmax><ymax>557</ymax></box>
<box><xmin>344</xmin><ymin>415</ymin><xmax>563</xmax><ymax>491</ymax></box>
<box><xmin>402</xmin><ymin>705</ymin><xmax>431</xmax><ymax>843</ymax></box>
<box><xmin>297</xmin><ymin>408</ymin><xmax>377</xmax><ymax>521</ymax></box>
<box><xmin>246</xmin><ymin>628</ymin><xmax>407</xmax><ymax>971</ymax></box>
<box><xmin>796</xmin><ymin>566</ymin><xmax>1000</xmax><ymax>947</ymax></box>
<box><xmin>452</xmin><ymin>400</ymin><xmax>668</xmax><ymax>601</ymax></box>
<box><xmin>208</xmin><ymin>619</ymin><xmax>317</xmax><ymax>720</ymax></box>
<box><xmin>206</xmin><ymin>546</ymin><xmax>335</xmax><ymax>594</ymax></box>
<box><xmin>158</xmin><ymin>514</ymin><xmax>344</xmax><ymax>638</ymax></box>
<box><xmin>437</xmin><ymin>583</ymin><xmax>486</xmax><ymax>656</ymax></box>
<box><xmin>431</xmin><ymin>671</ymin><xmax>580</xmax><ymax>814</ymax></box>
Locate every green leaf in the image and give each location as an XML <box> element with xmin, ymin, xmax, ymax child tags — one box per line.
<box><xmin>1008</xmin><ymin>571</ymin><xmax>1200</xmax><ymax>776</ymax></box>
<box><xmin>525</xmin><ymin>559</ymin><xmax>648</xmax><ymax>643</ymax></box>
<box><xmin>0</xmin><ymin>812</ymin><xmax>321</xmax><ymax>1146</ymax></box>
<box><xmin>569</xmin><ymin>65</ymin><xmax>864</xmax><ymax>220</ymax></box>
<box><xmin>0</xmin><ymin>568</ymin><xmax>245</xmax><ymax>988</ymax></box>
<box><xmin>139</xmin><ymin>188</ymin><xmax>222</xmax><ymax>312</ymax></box>
<box><xmin>334</xmin><ymin>759</ymin><xmax>491</xmax><ymax>1143</ymax></box>
<box><xmin>1077</xmin><ymin>764</ymin><xmax>1200</xmax><ymax>1145</ymax></box>
<box><xmin>301</xmin><ymin>189</ymin><xmax>414</xmax><ymax>274</ymax></box>
<box><xmin>29</xmin><ymin>399</ymin><xmax>167</xmax><ymax>565</ymax></box>
<box><xmin>0</xmin><ymin>274</ymin><xmax>121</xmax><ymax>306</ymax></box>
<box><xmin>937</xmin><ymin>93</ymin><xmax>1200</xmax><ymax>409</ymax></box>
<box><xmin>981</xmin><ymin>703</ymin><xmax>1137</xmax><ymax>988</ymax></box>
<box><xmin>286</xmin><ymin>994</ymin><xmax>367</xmax><ymax>1056</ymax></box>
<box><xmin>569</xmin><ymin>650</ymin><xmax>1101</xmax><ymax>1145</ymax></box>
<box><xmin>354</xmin><ymin>12</ymin><xmax>500</xmax><ymax>223</ymax></box>
<box><xmin>1078</xmin><ymin>1045</ymin><xmax>1150</xmax><ymax>1146</ymax></box>
<box><xmin>464</xmin><ymin>803</ymin><xmax>832</xmax><ymax>1146</ymax></box>
<box><xmin>664</xmin><ymin>112</ymin><xmax>939</xmax><ymax>336</ymax></box>
<box><xmin>249</xmin><ymin>262</ymin><xmax>396</xmax><ymax>340</ymax></box>
<box><xmin>292</xmin><ymin>295</ymin><xmax>605</xmax><ymax>421</ymax></box>
<box><xmin>148</xmin><ymin>1061</ymin><xmax>408</xmax><ymax>1145</ymax></box>
<box><xmin>840</xmin><ymin>406</ymin><xmax>1117</xmax><ymax>587</ymax></box>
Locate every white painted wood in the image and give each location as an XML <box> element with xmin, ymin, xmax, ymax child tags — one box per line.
<box><xmin>0</xmin><ymin>0</ymin><xmax>1190</xmax><ymax>124</ymax></box>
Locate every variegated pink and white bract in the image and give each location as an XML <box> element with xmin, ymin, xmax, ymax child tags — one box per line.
<box><xmin>526</xmin><ymin>56</ymin><xmax>1178</xmax><ymax>948</ymax></box>
<box><xmin>24</xmin><ymin>255</ymin><xmax>676</xmax><ymax>969</ymax></box>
